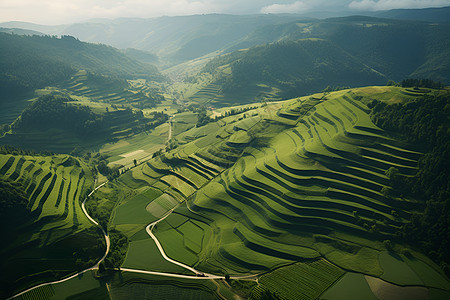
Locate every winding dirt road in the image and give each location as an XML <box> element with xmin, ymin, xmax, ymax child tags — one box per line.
<box><xmin>145</xmin><ymin>209</ymin><xmax>201</xmax><ymax>275</ymax></box>
<box><xmin>9</xmin><ymin>181</ymin><xmax>110</xmax><ymax>300</ymax></box>
<box><xmin>9</xmin><ymin>165</ymin><xmax>255</xmax><ymax>299</ymax></box>
<box><xmin>142</xmin><ymin>205</ymin><xmax>259</xmax><ymax>281</ymax></box>
<box><xmin>82</xmin><ymin>181</ymin><xmax>110</xmax><ymax>267</ymax></box>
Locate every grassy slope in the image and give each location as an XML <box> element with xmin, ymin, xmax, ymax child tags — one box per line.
<box><xmin>0</xmin><ymin>84</ymin><xmax>167</xmax><ymax>154</ymax></box>
<box><xmin>169</xmin><ymin>18</ymin><xmax>450</xmax><ymax>108</ymax></box>
<box><xmin>109</xmin><ymin>86</ymin><xmax>449</xmax><ymax>298</ymax></box>
<box><xmin>0</xmin><ymin>32</ymin><xmax>165</xmax><ymax>126</ymax></box>
<box><xmin>180</xmin><ymin>38</ymin><xmax>386</xmax><ymax>107</ymax></box>
<box><xmin>0</xmin><ymin>153</ymin><xmax>106</xmax><ymax>297</ymax></box>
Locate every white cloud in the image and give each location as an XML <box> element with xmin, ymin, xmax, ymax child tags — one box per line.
<box><xmin>0</xmin><ymin>0</ymin><xmax>225</xmax><ymax>24</ymax></box>
<box><xmin>261</xmin><ymin>1</ymin><xmax>311</xmax><ymax>14</ymax></box>
<box><xmin>349</xmin><ymin>0</ymin><xmax>450</xmax><ymax>11</ymax></box>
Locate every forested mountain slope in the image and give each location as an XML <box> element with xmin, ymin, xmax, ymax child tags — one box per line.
<box><xmin>0</xmin><ymin>33</ymin><xmax>163</xmax><ymax>100</ymax></box>
<box><xmin>228</xmin><ymin>16</ymin><xmax>450</xmax><ymax>84</ymax></box>
<box><xmin>1</xmin><ymin>15</ymin><xmax>307</xmax><ymax>63</ymax></box>
<box><xmin>191</xmin><ymin>38</ymin><xmax>385</xmax><ymax>105</ymax></box>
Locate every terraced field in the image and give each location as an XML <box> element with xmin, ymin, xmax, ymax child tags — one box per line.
<box><xmin>61</xmin><ymin>70</ymin><xmax>159</xmax><ymax>107</ymax></box>
<box><xmin>0</xmin><ymin>153</ymin><xmax>105</xmax><ymax>296</ymax></box>
<box><xmin>184</xmin><ymin>80</ymin><xmax>281</xmax><ymax>107</ymax></box>
<box><xmin>1</xmin><ymin>99</ymin><xmax>161</xmax><ymax>154</ymax></box>
<box><xmin>108</xmin><ymin>86</ymin><xmax>449</xmax><ymax>298</ymax></box>
<box><xmin>186</xmin><ymin>82</ymin><xmax>224</xmax><ymax>106</ymax></box>
<box><xmin>0</xmin><ymin>154</ymin><xmax>94</xmax><ymax>234</ymax></box>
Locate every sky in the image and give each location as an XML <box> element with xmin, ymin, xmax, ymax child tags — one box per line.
<box><xmin>0</xmin><ymin>0</ymin><xmax>449</xmax><ymax>25</ymax></box>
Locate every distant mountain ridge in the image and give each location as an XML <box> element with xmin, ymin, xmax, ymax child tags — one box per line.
<box><xmin>0</xmin><ymin>27</ymin><xmax>44</xmax><ymax>36</ymax></box>
<box><xmin>1</xmin><ymin>6</ymin><xmax>448</xmax><ymax>66</ymax></box>
<box><xmin>0</xmin><ymin>15</ymin><xmax>307</xmax><ymax>64</ymax></box>
<box><xmin>373</xmin><ymin>6</ymin><xmax>450</xmax><ymax>22</ymax></box>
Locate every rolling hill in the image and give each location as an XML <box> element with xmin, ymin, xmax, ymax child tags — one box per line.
<box><xmin>0</xmin><ymin>32</ymin><xmax>167</xmax><ymax>125</ymax></box>
<box><xmin>227</xmin><ymin>16</ymin><xmax>450</xmax><ymax>84</ymax></box>
<box><xmin>185</xmin><ymin>38</ymin><xmax>386</xmax><ymax>106</ymax></box>
<box><xmin>1</xmin><ymin>10</ymin><xmax>449</xmax><ymax>300</ymax></box>
<box><xmin>106</xmin><ymin>85</ymin><xmax>449</xmax><ymax>299</ymax></box>
<box><xmin>0</xmin><ymin>93</ymin><xmax>167</xmax><ymax>153</ymax></box>
<box><xmin>0</xmin><ymin>151</ymin><xmax>105</xmax><ymax>298</ymax></box>
<box><xmin>0</xmin><ymin>32</ymin><xmax>163</xmax><ymax>101</ymax></box>
<box><xmin>2</xmin><ymin>84</ymin><xmax>449</xmax><ymax>299</ymax></box>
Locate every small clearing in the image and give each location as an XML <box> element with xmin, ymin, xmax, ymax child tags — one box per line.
<box><xmin>365</xmin><ymin>276</ymin><xmax>429</xmax><ymax>300</ymax></box>
<box><xmin>120</xmin><ymin>149</ymin><xmax>145</xmax><ymax>158</ymax></box>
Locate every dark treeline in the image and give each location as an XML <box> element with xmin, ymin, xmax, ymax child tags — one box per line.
<box><xmin>0</xmin><ymin>178</ymin><xmax>30</xmax><ymax>244</ymax></box>
<box><xmin>12</xmin><ymin>94</ymin><xmax>168</xmax><ymax>141</ymax></box>
<box><xmin>145</xmin><ymin>111</ymin><xmax>169</xmax><ymax>129</ymax></box>
<box><xmin>103</xmin><ymin>228</ymin><xmax>128</xmax><ymax>269</ymax></box>
<box><xmin>369</xmin><ymin>92</ymin><xmax>450</xmax><ymax>275</ymax></box>
<box><xmin>0</xmin><ymin>144</ymin><xmax>55</xmax><ymax>156</ymax></box>
<box><xmin>400</xmin><ymin>78</ymin><xmax>445</xmax><ymax>89</ymax></box>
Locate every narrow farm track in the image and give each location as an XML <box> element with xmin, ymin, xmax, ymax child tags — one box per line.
<box><xmin>9</xmin><ymin>181</ymin><xmax>109</xmax><ymax>300</ymax></box>
<box><xmin>120</xmin><ymin>268</ymin><xmax>223</xmax><ymax>280</ymax></box>
<box><xmin>167</xmin><ymin>116</ymin><xmax>173</xmax><ymax>142</ymax></box>
<box><xmin>9</xmin><ymin>177</ymin><xmax>254</xmax><ymax>299</ymax></box>
<box><xmin>143</xmin><ymin>202</ymin><xmax>259</xmax><ymax>281</ymax></box>
<box><xmin>82</xmin><ymin>181</ymin><xmax>110</xmax><ymax>267</ymax></box>
<box><xmin>145</xmin><ymin>208</ymin><xmax>203</xmax><ymax>275</ymax></box>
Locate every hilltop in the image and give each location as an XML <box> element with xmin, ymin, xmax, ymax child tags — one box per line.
<box><xmin>0</xmin><ymin>33</ymin><xmax>163</xmax><ymax>101</ymax></box>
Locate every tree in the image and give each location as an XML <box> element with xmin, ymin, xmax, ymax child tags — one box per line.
<box><xmin>386</xmin><ymin>80</ymin><xmax>397</xmax><ymax>86</ymax></box>
<box><xmin>381</xmin><ymin>186</ymin><xmax>393</xmax><ymax>198</ymax></box>
<box><xmin>385</xmin><ymin>167</ymin><xmax>399</xmax><ymax>181</ymax></box>
<box><xmin>98</xmin><ymin>261</ymin><xmax>106</xmax><ymax>273</ymax></box>
<box><xmin>133</xmin><ymin>159</ymin><xmax>137</xmax><ymax>167</ymax></box>
<box><xmin>383</xmin><ymin>240</ymin><xmax>393</xmax><ymax>251</ymax></box>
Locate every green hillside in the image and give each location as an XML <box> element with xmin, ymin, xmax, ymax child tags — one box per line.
<box><xmin>1</xmin><ymin>11</ymin><xmax>449</xmax><ymax>299</ymax></box>
<box><xmin>0</xmin><ymin>32</ymin><xmax>163</xmax><ymax>102</ymax></box>
<box><xmin>106</xmin><ymin>86</ymin><xmax>449</xmax><ymax>299</ymax></box>
<box><xmin>0</xmin><ymin>92</ymin><xmax>169</xmax><ymax>153</ymax></box>
<box><xmin>184</xmin><ymin>38</ymin><xmax>385</xmax><ymax>106</ymax></box>
<box><xmin>0</xmin><ymin>151</ymin><xmax>105</xmax><ymax>298</ymax></box>
<box><xmin>229</xmin><ymin>16</ymin><xmax>450</xmax><ymax>84</ymax></box>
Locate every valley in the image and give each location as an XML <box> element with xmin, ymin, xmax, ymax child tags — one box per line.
<box><xmin>0</xmin><ymin>8</ymin><xmax>449</xmax><ymax>300</ymax></box>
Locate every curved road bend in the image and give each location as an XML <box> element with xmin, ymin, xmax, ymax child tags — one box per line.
<box><xmin>10</xmin><ymin>174</ymin><xmax>255</xmax><ymax>298</ymax></box>
<box><xmin>82</xmin><ymin>181</ymin><xmax>110</xmax><ymax>267</ymax></box>
<box><xmin>145</xmin><ymin>208</ymin><xmax>203</xmax><ymax>275</ymax></box>
<box><xmin>9</xmin><ymin>181</ymin><xmax>110</xmax><ymax>300</ymax></box>
<box><xmin>144</xmin><ymin>207</ymin><xmax>259</xmax><ymax>281</ymax></box>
